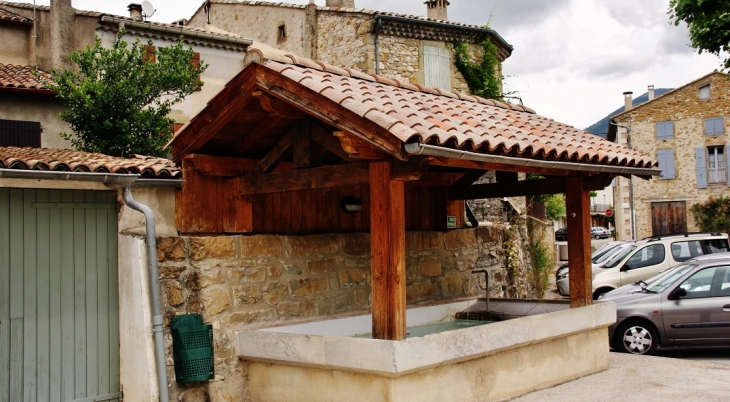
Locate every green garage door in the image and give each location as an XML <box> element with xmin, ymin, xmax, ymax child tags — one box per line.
<box><xmin>0</xmin><ymin>189</ymin><xmax>120</xmax><ymax>402</ymax></box>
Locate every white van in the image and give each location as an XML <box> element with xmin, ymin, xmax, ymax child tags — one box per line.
<box><xmin>557</xmin><ymin>233</ymin><xmax>729</xmax><ymax>299</ymax></box>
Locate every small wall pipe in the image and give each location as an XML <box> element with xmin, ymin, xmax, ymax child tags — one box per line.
<box><xmin>122</xmin><ymin>187</ymin><xmax>169</xmax><ymax>402</ymax></box>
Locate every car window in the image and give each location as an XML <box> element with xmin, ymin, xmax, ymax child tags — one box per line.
<box><xmin>595</xmin><ymin>244</ymin><xmax>628</xmax><ymax>265</ymax></box>
<box><xmin>720</xmin><ymin>268</ymin><xmax>730</xmax><ymax>296</ymax></box>
<box><xmin>604</xmin><ymin>245</ymin><xmax>637</xmax><ymax>268</ymax></box>
<box><xmin>703</xmin><ymin>239</ymin><xmax>729</xmax><ymax>254</ymax></box>
<box><xmin>671</xmin><ymin>241</ymin><xmax>704</xmax><ymax>262</ymax></box>
<box><xmin>678</xmin><ymin>266</ymin><xmax>730</xmax><ymax>299</ymax></box>
<box><xmin>624</xmin><ymin>244</ymin><xmax>665</xmax><ymax>270</ymax></box>
<box><xmin>647</xmin><ymin>264</ymin><xmax>694</xmax><ymax>292</ymax></box>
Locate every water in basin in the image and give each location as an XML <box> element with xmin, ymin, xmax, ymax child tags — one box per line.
<box><xmin>355</xmin><ymin>318</ymin><xmax>493</xmax><ymax>338</ymax></box>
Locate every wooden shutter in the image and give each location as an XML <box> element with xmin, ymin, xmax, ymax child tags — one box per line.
<box><xmin>191</xmin><ymin>52</ymin><xmax>201</xmax><ymax>91</ymax></box>
<box><xmin>143</xmin><ymin>45</ymin><xmax>156</xmax><ymax>64</ymax></box>
<box><xmin>0</xmin><ymin>120</ymin><xmax>41</xmax><ymax>147</ymax></box>
<box><xmin>657</xmin><ymin>149</ymin><xmax>675</xmax><ymax>179</ymax></box>
<box><xmin>423</xmin><ymin>46</ymin><xmax>451</xmax><ymax>90</ymax></box>
<box><xmin>696</xmin><ymin>146</ymin><xmax>707</xmax><ymax>188</ymax></box>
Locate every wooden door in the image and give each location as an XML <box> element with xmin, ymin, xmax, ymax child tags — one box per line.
<box><xmin>0</xmin><ymin>189</ymin><xmax>120</xmax><ymax>402</ymax></box>
<box><xmin>651</xmin><ymin>201</ymin><xmax>687</xmax><ymax>236</ymax></box>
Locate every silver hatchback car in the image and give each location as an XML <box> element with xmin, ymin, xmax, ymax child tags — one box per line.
<box><xmin>602</xmin><ymin>253</ymin><xmax>730</xmax><ymax>355</ymax></box>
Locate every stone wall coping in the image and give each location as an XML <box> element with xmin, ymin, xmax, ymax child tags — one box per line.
<box><xmin>235</xmin><ymin>301</ymin><xmax>616</xmax><ymax>377</ymax></box>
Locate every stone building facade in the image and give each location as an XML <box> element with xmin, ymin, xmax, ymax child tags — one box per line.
<box><xmin>610</xmin><ymin>71</ymin><xmax>730</xmax><ymax>239</ymax></box>
<box><xmin>157</xmin><ymin>226</ymin><xmax>537</xmax><ymax>400</ymax></box>
<box><xmin>186</xmin><ymin>0</ymin><xmax>511</xmax><ymax>94</ymax></box>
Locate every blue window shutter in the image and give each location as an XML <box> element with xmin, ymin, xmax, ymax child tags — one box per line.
<box><xmin>666</xmin><ymin>121</ymin><xmax>674</xmax><ymax>138</ymax></box>
<box><xmin>656</xmin><ymin>122</ymin><xmax>665</xmax><ymax>139</ymax></box>
<box><xmin>696</xmin><ymin>147</ymin><xmax>707</xmax><ymax>188</ymax></box>
<box><xmin>726</xmin><ymin>145</ymin><xmax>730</xmax><ymax>185</ymax></box>
<box><xmin>657</xmin><ymin>150</ymin><xmax>675</xmax><ymax>179</ymax></box>
<box><xmin>715</xmin><ymin>117</ymin><xmax>724</xmax><ymax>134</ymax></box>
<box><xmin>705</xmin><ymin>119</ymin><xmax>712</xmax><ymax>135</ymax></box>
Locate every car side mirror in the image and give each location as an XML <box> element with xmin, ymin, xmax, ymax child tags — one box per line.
<box><xmin>668</xmin><ymin>287</ymin><xmax>687</xmax><ymax>300</ymax></box>
<box><xmin>620</xmin><ymin>263</ymin><xmax>631</xmax><ymax>272</ymax></box>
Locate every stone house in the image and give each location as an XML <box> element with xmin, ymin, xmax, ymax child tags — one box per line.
<box><xmin>186</xmin><ymin>0</ymin><xmax>512</xmax><ymax>95</ymax></box>
<box><xmin>609</xmin><ymin>71</ymin><xmax>730</xmax><ymax>239</ymax></box>
<box><xmin>0</xmin><ymin>0</ymin><xmax>252</xmax><ymax>149</ymax></box>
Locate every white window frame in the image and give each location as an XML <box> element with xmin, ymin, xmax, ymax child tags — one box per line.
<box><xmin>699</xmin><ymin>84</ymin><xmax>711</xmax><ymax>100</ymax></box>
<box><xmin>707</xmin><ymin>146</ymin><xmax>726</xmax><ymax>184</ymax></box>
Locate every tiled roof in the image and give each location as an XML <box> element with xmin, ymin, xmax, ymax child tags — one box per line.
<box><xmin>0</xmin><ymin>7</ymin><xmax>31</xmax><ymax>24</ymax></box>
<box><xmin>200</xmin><ymin>0</ymin><xmax>511</xmax><ymax>52</ymax></box>
<box><xmin>0</xmin><ymin>1</ymin><xmax>251</xmax><ymax>46</ymax></box>
<box><xmin>612</xmin><ymin>70</ymin><xmax>729</xmax><ymax>119</ymax></box>
<box><xmin>0</xmin><ymin>64</ymin><xmax>54</xmax><ymax>92</ymax></box>
<box><xmin>0</xmin><ymin>147</ymin><xmax>181</xmax><ymax>177</ymax></box>
<box><xmin>243</xmin><ymin>47</ymin><xmax>655</xmax><ymax>169</ymax></box>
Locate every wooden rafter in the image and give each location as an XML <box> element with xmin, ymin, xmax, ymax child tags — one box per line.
<box><xmin>253</xmin><ymin>90</ymin><xmax>307</xmax><ymax>119</ymax></box>
<box><xmin>311</xmin><ymin>124</ymin><xmax>353</xmax><ymax>162</ymax></box>
<box><xmin>251</xmin><ymin>132</ymin><xmax>293</xmax><ymax>174</ymax></box>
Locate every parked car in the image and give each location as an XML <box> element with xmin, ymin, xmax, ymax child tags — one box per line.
<box><xmin>555</xmin><ymin>228</ymin><xmax>567</xmax><ymax>241</ymax></box>
<box><xmin>556</xmin><ymin>242</ymin><xmax>631</xmax><ymax>295</ymax></box>
<box><xmin>556</xmin><ymin>233</ymin><xmax>730</xmax><ymax>299</ymax></box>
<box><xmin>602</xmin><ymin>253</ymin><xmax>730</xmax><ymax>355</ymax></box>
<box><xmin>591</xmin><ymin>227</ymin><xmax>611</xmax><ymax>239</ymax></box>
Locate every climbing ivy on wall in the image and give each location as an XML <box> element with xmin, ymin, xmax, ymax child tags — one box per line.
<box><xmin>452</xmin><ymin>30</ymin><xmax>503</xmax><ymax>99</ymax></box>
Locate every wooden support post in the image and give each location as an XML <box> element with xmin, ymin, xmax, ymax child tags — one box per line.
<box><xmin>566</xmin><ymin>176</ymin><xmax>592</xmax><ymax>308</ymax></box>
<box><xmin>370</xmin><ymin>161</ymin><xmax>406</xmax><ymax>340</ymax></box>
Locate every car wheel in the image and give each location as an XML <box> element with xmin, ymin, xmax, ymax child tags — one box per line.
<box><xmin>592</xmin><ymin>288</ymin><xmax>611</xmax><ymax>300</ymax></box>
<box><xmin>613</xmin><ymin>319</ymin><xmax>659</xmax><ymax>355</ymax></box>
<box><xmin>593</xmin><ymin>234</ymin><xmax>600</xmax><ymax>239</ymax></box>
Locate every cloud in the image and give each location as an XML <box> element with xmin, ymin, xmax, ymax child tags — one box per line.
<box><xmin>595</xmin><ymin>0</ymin><xmax>669</xmax><ymax>28</ymax></box>
<box><xmin>658</xmin><ymin>22</ymin><xmax>694</xmax><ymax>55</ymax></box>
<box><xmin>448</xmin><ymin>0</ymin><xmax>571</xmax><ymax>33</ymax></box>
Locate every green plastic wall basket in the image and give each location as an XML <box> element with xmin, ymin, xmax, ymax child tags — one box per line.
<box><xmin>171</xmin><ymin>314</ymin><xmax>214</xmax><ymax>383</ymax></box>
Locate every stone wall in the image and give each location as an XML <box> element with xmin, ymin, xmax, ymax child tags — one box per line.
<box><xmin>157</xmin><ymin>226</ymin><xmax>537</xmax><ymax>401</ymax></box>
<box><xmin>616</xmin><ymin>72</ymin><xmax>730</xmax><ymax>238</ymax></box>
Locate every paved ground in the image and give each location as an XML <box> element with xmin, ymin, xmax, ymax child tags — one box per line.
<box><xmin>509</xmin><ymin>349</ymin><xmax>730</xmax><ymax>402</ymax></box>
<box><xmin>523</xmin><ymin>244</ymin><xmax>730</xmax><ymax>401</ymax></box>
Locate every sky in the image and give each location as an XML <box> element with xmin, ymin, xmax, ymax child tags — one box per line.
<box><xmin>15</xmin><ymin>0</ymin><xmax>725</xmax><ymax>130</ymax></box>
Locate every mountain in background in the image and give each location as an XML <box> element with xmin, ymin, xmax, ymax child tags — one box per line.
<box><xmin>584</xmin><ymin>88</ymin><xmax>673</xmax><ymax>138</ymax></box>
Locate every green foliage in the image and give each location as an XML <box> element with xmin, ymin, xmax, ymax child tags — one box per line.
<box><xmin>526</xmin><ymin>219</ymin><xmax>553</xmax><ymax>299</ymax></box>
<box><xmin>589</xmin><ymin>191</ymin><xmax>597</xmax><ymax>198</ymax></box>
<box><xmin>526</xmin><ymin>173</ymin><xmax>566</xmax><ymax>221</ymax></box>
<box><xmin>669</xmin><ymin>0</ymin><xmax>730</xmax><ymax>70</ymax></box>
<box><xmin>452</xmin><ymin>32</ymin><xmax>502</xmax><ymax>99</ymax></box>
<box><xmin>690</xmin><ymin>197</ymin><xmax>730</xmax><ymax>236</ymax></box>
<box><xmin>545</xmin><ymin>194</ymin><xmax>566</xmax><ymax>221</ymax></box>
<box><xmin>47</xmin><ymin>29</ymin><xmax>208</xmax><ymax>157</ymax></box>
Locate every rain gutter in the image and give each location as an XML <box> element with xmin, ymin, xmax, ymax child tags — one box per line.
<box><xmin>100</xmin><ymin>16</ymin><xmax>253</xmax><ymax>47</ymax></box>
<box><xmin>0</xmin><ymin>169</ymin><xmax>184</xmax><ymax>187</ymax></box>
<box><xmin>404</xmin><ymin>142</ymin><xmax>661</xmax><ymax>177</ymax></box>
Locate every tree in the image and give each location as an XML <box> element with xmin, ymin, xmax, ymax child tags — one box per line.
<box><xmin>47</xmin><ymin>29</ymin><xmax>207</xmax><ymax>157</ymax></box>
<box><xmin>690</xmin><ymin>196</ymin><xmax>730</xmax><ymax>237</ymax></box>
<box><xmin>669</xmin><ymin>0</ymin><xmax>730</xmax><ymax>70</ymax></box>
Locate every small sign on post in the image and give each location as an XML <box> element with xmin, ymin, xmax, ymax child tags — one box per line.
<box><xmin>447</xmin><ymin>216</ymin><xmax>457</xmax><ymax>228</ymax></box>
<box><xmin>605</xmin><ymin>208</ymin><xmax>614</xmax><ymax>217</ymax></box>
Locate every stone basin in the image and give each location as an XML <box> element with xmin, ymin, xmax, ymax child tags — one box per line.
<box><xmin>235</xmin><ymin>299</ymin><xmax>615</xmax><ymax>402</ymax></box>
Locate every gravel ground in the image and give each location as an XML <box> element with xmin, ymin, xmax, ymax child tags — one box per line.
<box><xmin>509</xmin><ymin>352</ymin><xmax>730</xmax><ymax>402</ymax></box>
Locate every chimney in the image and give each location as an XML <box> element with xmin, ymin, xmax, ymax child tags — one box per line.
<box><xmin>623</xmin><ymin>91</ymin><xmax>633</xmax><ymax>112</ymax></box>
<box><xmin>647</xmin><ymin>85</ymin><xmax>655</xmax><ymax>101</ymax></box>
<box><xmin>425</xmin><ymin>0</ymin><xmax>450</xmax><ymax>20</ymax></box>
<box><xmin>325</xmin><ymin>0</ymin><xmax>355</xmax><ymax>7</ymax></box>
<box><xmin>50</xmin><ymin>0</ymin><xmax>75</xmax><ymax>71</ymax></box>
<box><xmin>128</xmin><ymin>3</ymin><xmax>143</xmax><ymax>20</ymax></box>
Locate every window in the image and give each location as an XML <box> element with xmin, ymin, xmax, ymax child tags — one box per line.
<box><xmin>657</xmin><ymin>149</ymin><xmax>675</xmax><ymax>179</ymax></box>
<box><xmin>423</xmin><ymin>45</ymin><xmax>451</xmax><ymax>90</ymax></box>
<box><xmin>707</xmin><ymin>146</ymin><xmax>726</xmax><ymax>184</ymax></box>
<box><xmin>0</xmin><ymin>119</ymin><xmax>41</xmax><ymax>147</ymax></box>
<box><xmin>678</xmin><ymin>267</ymin><xmax>728</xmax><ymax>299</ymax></box>
<box><xmin>671</xmin><ymin>241</ymin><xmax>704</xmax><ymax>262</ymax></box>
<box><xmin>277</xmin><ymin>24</ymin><xmax>287</xmax><ymax>43</ymax></box>
<box><xmin>699</xmin><ymin>84</ymin><xmax>710</xmax><ymax>100</ymax></box>
<box><xmin>705</xmin><ymin>117</ymin><xmax>724</xmax><ymax>135</ymax></box>
<box><xmin>624</xmin><ymin>244</ymin><xmax>665</xmax><ymax>270</ymax></box>
<box><xmin>656</xmin><ymin>121</ymin><xmax>674</xmax><ymax>139</ymax></box>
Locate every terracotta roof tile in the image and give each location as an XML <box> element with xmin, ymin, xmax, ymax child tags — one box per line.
<box><xmin>0</xmin><ymin>7</ymin><xmax>31</xmax><ymax>24</ymax></box>
<box><xmin>0</xmin><ymin>147</ymin><xmax>180</xmax><ymax>178</ymax></box>
<box><xmin>0</xmin><ymin>64</ymin><xmax>54</xmax><ymax>92</ymax></box>
<box><xmin>243</xmin><ymin>46</ymin><xmax>654</xmax><ymax>169</ymax></box>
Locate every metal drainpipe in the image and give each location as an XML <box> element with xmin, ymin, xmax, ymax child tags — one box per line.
<box><xmin>611</xmin><ymin>122</ymin><xmax>636</xmax><ymax>240</ymax></box>
<box><xmin>122</xmin><ymin>187</ymin><xmax>169</xmax><ymax>402</ymax></box>
<box><xmin>374</xmin><ymin>16</ymin><xmax>382</xmax><ymax>74</ymax></box>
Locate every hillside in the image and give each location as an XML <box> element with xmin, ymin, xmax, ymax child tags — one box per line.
<box><xmin>584</xmin><ymin>88</ymin><xmax>673</xmax><ymax>138</ymax></box>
